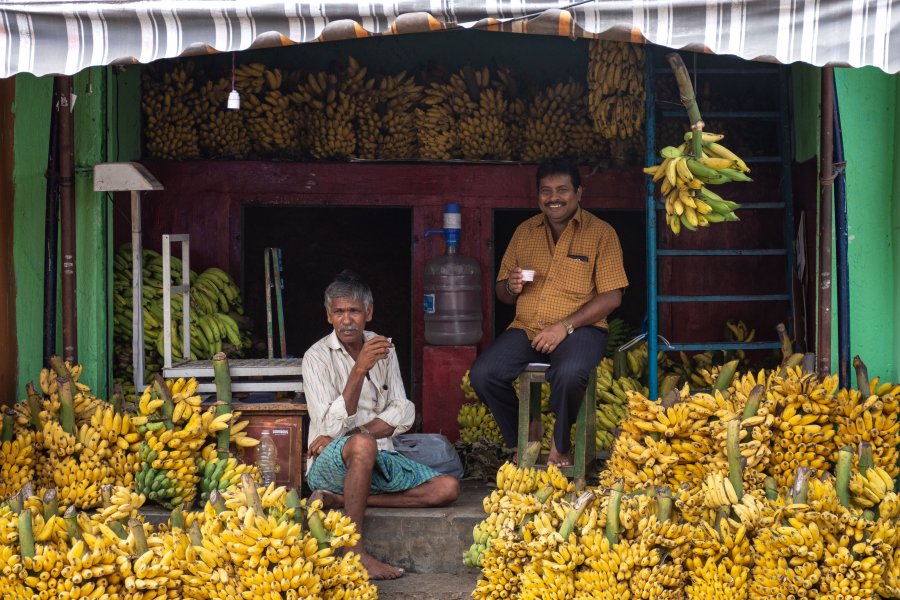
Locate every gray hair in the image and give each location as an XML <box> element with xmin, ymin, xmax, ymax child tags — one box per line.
<box><xmin>324</xmin><ymin>270</ymin><xmax>373</xmax><ymax>310</ymax></box>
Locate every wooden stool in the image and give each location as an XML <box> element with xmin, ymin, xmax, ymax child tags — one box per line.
<box><xmin>516</xmin><ymin>363</ymin><xmax>596</xmax><ymax>483</ymax></box>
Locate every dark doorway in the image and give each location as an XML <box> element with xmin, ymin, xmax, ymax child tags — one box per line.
<box><xmin>242</xmin><ymin>206</ymin><xmax>413</xmax><ymax>392</ymax></box>
<box><xmin>491</xmin><ymin>209</ymin><xmax>646</xmax><ymax>335</ymax></box>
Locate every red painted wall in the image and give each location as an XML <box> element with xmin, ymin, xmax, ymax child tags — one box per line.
<box><xmin>113</xmin><ymin>160</ymin><xmax>793</xmax><ymax>407</ymax></box>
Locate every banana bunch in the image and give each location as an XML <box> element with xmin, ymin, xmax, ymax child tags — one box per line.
<box><xmin>521</xmin><ymin>79</ymin><xmax>583</xmax><ymax>163</ymax></box>
<box><xmin>603</xmin><ymin>318</ymin><xmax>631</xmax><ymax>357</ymax></box>
<box><xmin>685</xmin><ymin>519</ymin><xmax>751</xmax><ymax>600</ymax></box>
<box><xmin>832</xmin><ymin>387</ymin><xmax>900</xmax><ymax>478</ymax></box>
<box><xmin>196</xmin><ymin>442</ymin><xmax>260</xmax><ymax>505</ymax></box>
<box><xmin>244</xmin><ymin>89</ymin><xmax>302</xmax><ymax>156</ymax></box>
<box><xmin>587</xmin><ymin>40</ymin><xmax>646</xmax><ymax>144</ymax></box>
<box><xmin>416</xmin><ymin>66</ymin><xmax>481</xmax><ymax>160</ymax></box>
<box><xmin>94</xmin><ymin>485</ymin><xmax>146</xmax><ymax>525</ymax></box>
<box><xmin>644</xmin><ymin>132</ymin><xmax>750</xmax><ymax>234</ymax></box>
<box><xmin>849</xmin><ymin>466</ymin><xmax>895</xmax><ymax>509</ymax></box>
<box><xmin>458</xmin><ymin>401</ymin><xmax>504</xmax><ymax>445</ymax></box>
<box><xmin>232</xmin><ymin>62</ymin><xmax>269</xmax><ymax>95</ymax></box>
<box><xmin>142</xmin><ymin>62</ymin><xmax>201</xmax><ymax>160</ymax></box>
<box><xmin>112</xmin><ymin>244</ymin><xmax>252</xmax><ymax>398</ymax></box>
<box><xmin>291</xmin><ymin>56</ymin><xmax>372</xmax><ymax>159</ymax></box>
<box><xmin>355</xmin><ymin>70</ymin><xmax>423</xmax><ymax>160</ymax></box>
<box><xmin>0</xmin><ymin>411</ymin><xmax>34</xmax><ymax>499</ymax></box>
<box><xmin>195</xmin><ymin>78</ymin><xmax>252</xmax><ymax>157</ymax></box>
<box><xmin>767</xmin><ymin>368</ymin><xmax>839</xmax><ymax>488</ymax></box>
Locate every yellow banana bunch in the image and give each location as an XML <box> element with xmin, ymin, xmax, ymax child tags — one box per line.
<box><xmin>644</xmin><ymin>133</ymin><xmax>750</xmax><ymax>234</ymax></box>
<box><xmin>196</xmin><ymin>78</ymin><xmax>252</xmax><ymax>158</ymax></box>
<box><xmin>521</xmin><ymin>79</ymin><xmax>583</xmax><ymax>163</ymax></box>
<box><xmin>142</xmin><ymin>62</ymin><xmax>201</xmax><ymax>160</ymax></box>
<box><xmin>587</xmin><ymin>40</ymin><xmax>646</xmax><ymax>149</ymax></box>
<box><xmin>832</xmin><ymin>387</ymin><xmax>900</xmax><ymax>478</ymax></box>
<box><xmin>767</xmin><ymin>368</ymin><xmax>839</xmax><ymax>488</ymax></box>
<box><xmin>356</xmin><ymin>70</ymin><xmax>423</xmax><ymax>160</ymax></box>
<box><xmin>0</xmin><ymin>424</ymin><xmax>34</xmax><ymax>499</ymax></box>
<box><xmin>244</xmin><ymin>89</ymin><xmax>302</xmax><ymax>156</ymax></box>
<box><xmin>457</xmin><ymin>402</ymin><xmax>504</xmax><ymax>444</ymax></box>
<box><xmin>849</xmin><ymin>466</ymin><xmax>894</xmax><ymax>508</ymax></box>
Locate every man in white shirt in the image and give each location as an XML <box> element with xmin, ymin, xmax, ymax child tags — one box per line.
<box><xmin>303</xmin><ymin>270</ymin><xmax>460</xmax><ymax>580</ymax></box>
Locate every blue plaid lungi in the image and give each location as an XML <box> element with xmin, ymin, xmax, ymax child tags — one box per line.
<box><xmin>307</xmin><ymin>435</ymin><xmax>441</xmax><ymax>495</ymax></box>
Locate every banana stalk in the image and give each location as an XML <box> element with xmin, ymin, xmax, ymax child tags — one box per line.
<box><xmin>801</xmin><ymin>352</ymin><xmax>817</xmax><ymax>375</ymax></box>
<box><xmin>714</xmin><ymin>360</ymin><xmax>739</xmax><ymax>392</ymax></box>
<box><xmin>657</xmin><ymin>487</ymin><xmax>673</xmax><ymax>522</ymax></box>
<box><xmin>307</xmin><ymin>510</ymin><xmax>330</xmax><ymax>550</ymax></box>
<box><xmin>836</xmin><ymin>446</ymin><xmax>853</xmax><ymax>508</ymax></box>
<box><xmin>659</xmin><ymin>374</ymin><xmax>680</xmax><ymax>399</ymax></box>
<box><xmin>726</xmin><ymin>419</ymin><xmax>743</xmax><ymax>503</ymax></box>
<box><xmin>25</xmin><ymin>383</ymin><xmax>42</xmax><ymax>430</ymax></box>
<box><xmin>111</xmin><ymin>383</ymin><xmax>124</xmax><ymax>414</ymax></box>
<box><xmin>853</xmin><ymin>356</ymin><xmax>870</xmax><ymax>396</ymax></box>
<box><xmin>63</xmin><ymin>505</ymin><xmax>83</xmax><ymax>546</ymax></box>
<box><xmin>764</xmin><ymin>476</ymin><xmax>778</xmax><ymax>501</ymax></box>
<box><xmin>58</xmin><ymin>377</ymin><xmax>76</xmax><ymax>436</ymax></box>
<box><xmin>153</xmin><ymin>373</ymin><xmax>175</xmax><ymax>428</ymax></box>
<box><xmin>613</xmin><ymin>350</ymin><xmax>628</xmax><ymax>380</ymax></box>
<box><xmin>665</xmin><ymin>53</ymin><xmax>704</xmax><ymax>158</ymax></box>
<box><xmin>285</xmin><ymin>488</ymin><xmax>306</xmax><ymax>529</ymax></box>
<box><xmin>560</xmin><ymin>491</ymin><xmax>594</xmax><ymax>540</ymax></box>
<box><xmin>606</xmin><ymin>480</ymin><xmax>624</xmax><ymax>546</ymax></box>
<box><xmin>42</xmin><ymin>489</ymin><xmax>58</xmax><ymax>522</ymax></box>
<box><xmin>858</xmin><ymin>441</ymin><xmax>874</xmax><ymax>476</ymax></box>
<box><xmin>48</xmin><ymin>355</ymin><xmax>71</xmax><ymax>379</ymax></box>
<box><xmin>188</xmin><ymin>521</ymin><xmax>203</xmax><ymax>546</ymax></box>
<box><xmin>7</xmin><ymin>490</ymin><xmax>22</xmax><ymax>514</ymax></box>
<box><xmin>741</xmin><ymin>385</ymin><xmax>763</xmax><ymax>420</ymax></box>
<box><xmin>101</xmin><ymin>484</ymin><xmax>113</xmax><ymax>508</ymax></box>
<box><xmin>108</xmin><ymin>521</ymin><xmax>128</xmax><ymax>539</ymax></box>
<box><xmin>18</xmin><ymin>502</ymin><xmax>34</xmax><ymax>559</ymax></box>
<box><xmin>171</xmin><ymin>505</ymin><xmax>185</xmax><ymax>529</ymax></box>
<box><xmin>209</xmin><ymin>489</ymin><xmax>226</xmax><ymax>514</ymax></box>
<box><xmin>791</xmin><ymin>466</ymin><xmax>811</xmax><ymax>504</ymax></box>
<box><xmin>2</xmin><ymin>409</ymin><xmax>13</xmax><ymax>442</ymax></box>
<box><xmin>520</xmin><ymin>441</ymin><xmax>541</xmax><ymax>469</ymax></box>
<box><xmin>129</xmin><ymin>517</ymin><xmax>149</xmax><ymax>555</ymax></box>
<box><xmin>213</xmin><ymin>352</ymin><xmax>233</xmax><ymax>459</ymax></box>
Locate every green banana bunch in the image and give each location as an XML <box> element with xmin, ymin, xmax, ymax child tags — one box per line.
<box><xmin>644</xmin><ymin>132</ymin><xmax>750</xmax><ymax>234</ymax></box>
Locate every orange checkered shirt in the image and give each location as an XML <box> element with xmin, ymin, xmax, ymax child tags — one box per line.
<box><xmin>497</xmin><ymin>207</ymin><xmax>628</xmax><ymax>339</ymax></box>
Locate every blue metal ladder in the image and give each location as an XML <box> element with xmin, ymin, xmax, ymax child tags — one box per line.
<box><xmin>644</xmin><ymin>48</ymin><xmax>795</xmax><ymax>399</ymax></box>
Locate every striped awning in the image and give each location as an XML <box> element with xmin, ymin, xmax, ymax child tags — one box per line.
<box><xmin>2</xmin><ymin>1</ymin><xmax>899</xmax><ymax>78</ymax></box>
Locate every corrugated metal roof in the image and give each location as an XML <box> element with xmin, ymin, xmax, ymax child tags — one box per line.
<box><xmin>1</xmin><ymin>1</ymin><xmax>898</xmax><ymax>78</ymax></box>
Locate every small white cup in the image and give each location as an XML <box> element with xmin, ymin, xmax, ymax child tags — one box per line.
<box><xmin>521</xmin><ymin>269</ymin><xmax>535</xmax><ymax>282</ymax></box>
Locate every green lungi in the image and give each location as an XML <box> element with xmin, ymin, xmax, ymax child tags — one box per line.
<box><xmin>307</xmin><ymin>435</ymin><xmax>440</xmax><ymax>495</ymax></box>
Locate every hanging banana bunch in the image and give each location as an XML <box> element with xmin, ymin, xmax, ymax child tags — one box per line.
<box><xmin>521</xmin><ymin>79</ymin><xmax>583</xmax><ymax>163</ymax></box>
<box><xmin>244</xmin><ymin>69</ymin><xmax>301</xmax><ymax>157</ymax></box>
<box><xmin>195</xmin><ymin>78</ymin><xmax>251</xmax><ymax>158</ymax></box>
<box><xmin>142</xmin><ymin>62</ymin><xmax>201</xmax><ymax>160</ymax></box>
<box><xmin>587</xmin><ymin>40</ymin><xmax>646</xmax><ymax>164</ymax></box>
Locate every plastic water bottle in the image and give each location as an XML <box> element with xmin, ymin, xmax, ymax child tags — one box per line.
<box><xmin>255</xmin><ymin>431</ymin><xmax>278</xmax><ymax>486</ymax></box>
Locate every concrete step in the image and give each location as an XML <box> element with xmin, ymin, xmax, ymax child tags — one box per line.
<box><xmin>375</xmin><ymin>572</ymin><xmax>477</xmax><ymax>599</ymax></box>
<box><xmin>363</xmin><ymin>479</ymin><xmax>488</xmax><ymax>575</ymax></box>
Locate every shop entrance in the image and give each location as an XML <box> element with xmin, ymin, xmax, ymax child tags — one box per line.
<box><xmin>242</xmin><ymin>206</ymin><xmax>413</xmax><ymax>392</ymax></box>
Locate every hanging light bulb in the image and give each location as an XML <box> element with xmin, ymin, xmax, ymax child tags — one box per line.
<box><xmin>227</xmin><ymin>53</ymin><xmax>240</xmax><ymax>110</ymax></box>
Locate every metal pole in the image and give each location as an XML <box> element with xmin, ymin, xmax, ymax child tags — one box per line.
<box><xmin>644</xmin><ymin>49</ymin><xmax>658</xmax><ymax>400</ymax></box>
<box><xmin>832</xmin><ymin>86</ymin><xmax>850</xmax><ymax>387</ymax></box>
<box><xmin>56</xmin><ymin>76</ymin><xmax>77</xmax><ymax>364</ymax></box>
<box><xmin>131</xmin><ymin>191</ymin><xmax>145</xmax><ymax>392</ymax></box>
<box><xmin>816</xmin><ymin>67</ymin><xmax>835</xmax><ymax>377</ymax></box>
<box><xmin>43</xmin><ymin>86</ymin><xmax>60</xmax><ymax>362</ymax></box>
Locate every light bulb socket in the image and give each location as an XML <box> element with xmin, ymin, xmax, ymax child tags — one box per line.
<box><xmin>227</xmin><ymin>89</ymin><xmax>240</xmax><ymax>110</ymax></box>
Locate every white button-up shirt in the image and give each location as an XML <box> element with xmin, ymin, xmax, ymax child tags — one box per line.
<box><xmin>302</xmin><ymin>330</ymin><xmax>415</xmax><ymax>469</ymax></box>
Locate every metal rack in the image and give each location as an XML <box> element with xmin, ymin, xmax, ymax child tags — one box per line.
<box><xmin>644</xmin><ymin>49</ymin><xmax>796</xmax><ymax>398</ymax></box>
<box><xmin>160</xmin><ymin>234</ymin><xmax>303</xmax><ymax>395</ymax></box>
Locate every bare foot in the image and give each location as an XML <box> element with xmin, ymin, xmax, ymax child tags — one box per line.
<box><xmin>358</xmin><ymin>550</ymin><xmax>405</xmax><ymax>580</ymax></box>
<box><xmin>309</xmin><ymin>489</ymin><xmax>344</xmax><ymax>509</ymax></box>
<box><xmin>547</xmin><ymin>442</ymin><xmax>572</xmax><ymax>468</ymax></box>
<box><xmin>528</xmin><ymin>419</ymin><xmax>544</xmax><ymax>443</ymax></box>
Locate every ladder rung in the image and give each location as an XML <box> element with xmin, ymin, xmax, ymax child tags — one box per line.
<box><xmin>661</xmin><ymin>110</ymin><xmax>781</xmax><ymax>119</ymax></box>
<box><xmin>657</xmin><ymin>249</ymin><xmax>786</xmax><ymax>256</ymax></box>
<box><xmin>662</xmin><ymin>341</ymin><xmax>782</xmax><ymax>352</ymax></box>
<box><xmin>658</xmin><ymin>294</ymin><xmax>790</xmax><ymax>302</ymax></box>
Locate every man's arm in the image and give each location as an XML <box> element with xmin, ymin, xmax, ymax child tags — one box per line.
<box><xmin>531</xmin><ymin>289</ymin><xmax>622</xmax><ymax>353</ymax></box>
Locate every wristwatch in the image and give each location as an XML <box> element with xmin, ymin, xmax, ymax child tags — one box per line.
<box><xmin>562</xmin><ymin>320</ymin><xmax>575</xmax><ymax>335</ymax></box>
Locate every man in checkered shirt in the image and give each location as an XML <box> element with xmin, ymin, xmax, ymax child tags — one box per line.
<box><xmin>470</xmin><ymin>157</ymin><xmax>629</xmax><ymax>468</ymax></box>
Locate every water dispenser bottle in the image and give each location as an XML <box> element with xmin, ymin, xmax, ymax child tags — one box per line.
<box><xmin>424</xmin><ymin>204</ymin><xmax>483</xmax><ymax>345</ymax></box>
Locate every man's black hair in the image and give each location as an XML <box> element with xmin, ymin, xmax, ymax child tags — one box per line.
<box><xmin>535</xmin><ymin>157</ymin><xmax>581</xmax><ymax>191</ymax></box>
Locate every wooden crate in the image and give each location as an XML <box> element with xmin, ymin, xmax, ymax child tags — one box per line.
<box><xmin>233</xmin><ymin>401</ymin><xmax>308</xmax><ymax>490</ymax></box>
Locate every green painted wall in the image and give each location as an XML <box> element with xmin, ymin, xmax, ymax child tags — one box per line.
<box><xmin>12</xmin><ymin>67</ymin><xmax>140</xmax><ymax>399</ymax></box>
<box><xmin>792</xmin><ymin>65</ymin><xmax>898</xmax><ymax>382</ymax></box>
<box><xmin>833</xmin><ymin>68</ymin><xmax>897</xmax><ymax>382</ymax></box>
<box><xmin>12</xmin><ymin>74</ymin><xmax>53</xmax><ymax>399</ymax></box>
